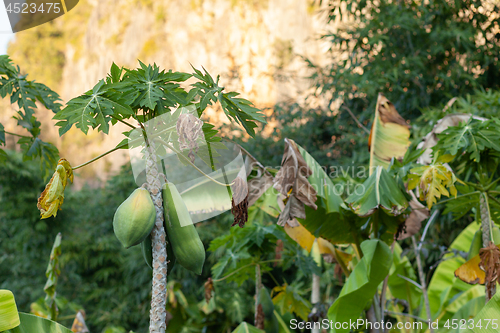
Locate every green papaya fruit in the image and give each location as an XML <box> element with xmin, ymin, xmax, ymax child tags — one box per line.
<box><xmin>141</xmin><ymin>233</ymin><xmax>176</xmax><ymax>274</ymax></box>
<box><xmin>259</xmin><ymin>287</ymin><xmax>274</xmax><ymax>319</ymax></box>
<box><xmin>468</xmin><ymin>229</ymin><xmax>483</xmax><ymax>260</ymax></box>
<box><xmin>113</xmin><ymin>188</ymin><xmax>156</xmax><ymax>248</ymax></box>
<box><xmin>162</xmin><ymin>182</ymin><xmax>205</xmax><ymax>275</ymax></box>
<box><xmin>492</xmin><ymin>226</ymin><xmax>500</xmax><ymax>245</ymax></box>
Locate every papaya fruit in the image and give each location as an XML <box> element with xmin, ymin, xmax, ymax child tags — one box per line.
<box><xmin>141</xmin><ymin>233</ymin><xmax>176</xmax><ymax>274</ymax></box>
<box><xmin>492</xmin><ymin>226</ymin><xmax>500</xmax><ymax>244</ymax></box>
<box><xmin>162</xmin><ymin>181</ymin><xmax>205</xmax><ymax>275</ymax></box>
<box><xmin>468</xmin><ymin>229</ymin><xmax>483</xmax><ymax>260</ymax></box>
<box><xmin>113</xmin><ymin>188</ymin><xmax>156</xmax><ymax>249</ymax></box>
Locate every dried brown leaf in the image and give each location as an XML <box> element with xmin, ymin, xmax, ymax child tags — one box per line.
<box><xmin>397</xmin><ymin>194</ymin><xmax>429</xmax><ymax>240</ymax></box>
<box><xmin>71</xmin><ymin>310</ymin><xmax>89</xmax><ymax>333</ymax></box>
<box><xmin>274</xmin><ymin>139</ymin><xmax>317</xmax><ymax>227</ymax></box>
<box><xmin>204</xmin><ymin>278</ymin><xmax>214</xmax><ymax>303</ymax></box>
<box><xmin>479</xmin><ymin>242</ymin><xmax>500</xmax><ymax>300</ymax></box>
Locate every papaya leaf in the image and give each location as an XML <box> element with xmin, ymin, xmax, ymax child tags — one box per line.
<box><xmin>3</xmin><ymin>312</ymin><xmax>72</xmax><ymax>333</ymax></box>
<box><xmin>433</xmin><ymin>117</ymin><xmax>500</xmax><ymax>163</ymax></box>
<box><xmin>272</xmin><ymin>282</ymin><xmax>311</xmax><ymax>321</ymax></box>
<box><xmin>368</xmin><ymin>93</ymin><xmax>410</xmax><ymax>173</ymax></box>
<box><xmin>0</xmin><ymin>290</ymin><xmax>20</xmax><ymax>331</ymax></box>
<box><xmin>346</xmin><ymin>166</ymin><xmax>409</xmax><ymax>217</ymax></box>
<box><xmin>408</xmin><ymin>162</ymin><xmax>458</xmax><ymax>209</ymax></box>
<box><xmin>327</xmin><ymin>239</ymin><xmax>392</xmax><ymax>333</ymax></box>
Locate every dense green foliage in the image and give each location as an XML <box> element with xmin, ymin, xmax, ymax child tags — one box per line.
<box><xmin>247</xmin><ymin>0</ymin><xmax>500</xmax><ymax>167</ymax></box>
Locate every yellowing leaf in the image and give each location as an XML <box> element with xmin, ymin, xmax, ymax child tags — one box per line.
<box><xmin>455</xmin><ymin>253</ymin><xmax>485</xmax><ymax>285</ymax></box>
<box><xmin>408</xmin><ymin>163</ymin><xmax>457</xmax><ymax>209</ymax></box>
<box><xmin>37</xmin><ymin>158</ymin><xmax>73</xmax><ymax>219</ymax></box>
<box><xmin>284</xmin><ymin>222</ymin><xmax>336</xmax><ymax>256</ymax></box>
<box><xmin>368</xmin><ymin>93</ymin><xmax>410</xmax><ymax>174</ymax></box>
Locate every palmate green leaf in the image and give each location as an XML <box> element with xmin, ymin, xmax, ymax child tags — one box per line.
<box><xmin>54</xmin><ymin>79</ymin><xmax>134</xmax><ymax>135</ymax></box>
<box><xmin>272</xmin><ymin>282</ymin><xmax>311</xmax><ymax>321</ymax></box>
<box><xmin>434</xmin><ymin>118</ymin><xmax>500</xmax><ymax>162</ymax></box>
<box><xmin>442</xmin><ymin>185</ymin><xmax>480</xmax><ymax>220</ymax></box>
<box><xmin>328</xmin><ymin>240</ymin><xmax>392</xmax><ymax>333</ymax></box>
<box><xmin>346</xmin><ymin>166</ymin><xmax>409</xmax><ymax>217</ymax></box>
<box><xmin>190</xmin><ymin>66</ymin><xmax>265</xmax><ymax>137</ymax></box>
<box><xmin>17</xmin><ymin>137</ymin><xmax>59</xmax><ymax>180</ymax></box>
<box><xmin>3</xmin><ymin>313</ymin><xmax>72</xmax><ymax>333</ymax></box>
<box><xmin>232</xmin><ymin>322</ymin><xmax>265</xmax><ymax>333</ymax></box>
<box><xmin>0</xmin><ymin>290</ymin><xmax>20</xmax><ymax>331</ymax></box>
<box><xmin>122</xmin><ymin>62</ymin><xmax>191</xmax><ymax>112</ymax></box>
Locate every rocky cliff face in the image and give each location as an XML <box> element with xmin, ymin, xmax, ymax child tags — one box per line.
<box><xmin>4</xmin><ymin>0</ymin><xmax>333</xmax><ymax>186</ymax></box>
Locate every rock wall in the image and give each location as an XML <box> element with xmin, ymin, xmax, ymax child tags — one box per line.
<box><xmin>4</xmin><ymin>0</ymin><xmax>333</xmax><ymax>186</ymax></box>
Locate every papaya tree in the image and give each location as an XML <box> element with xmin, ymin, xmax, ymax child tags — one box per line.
<box><xmin>1</xmin><ymin>58</ymin><xmax>265</xmax><ymax>332</ymax></box>
<box><xmin>409</xmin><ymin>114</ymin><xmax>500</xmax><ymax>302</ymax></box>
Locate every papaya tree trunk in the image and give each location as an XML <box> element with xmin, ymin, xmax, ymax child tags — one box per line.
<box><xmin>480</xmin><ymin>193</ymin><xmax>495</xmax><ymax>302</ymax></box>
<box><xmin>311</xmin><ymin>274</ymin><xmax>321</xmax><ymax>333</ymax></box>
<box><xmin>255</xmin><ymin>264</ymin><xmax>262</xmax><ymax>328</ymax></box>
<box><xmin>145</xmin><ymin>142</ymin><xmax>168</xmax><ymax>333</ymax></box>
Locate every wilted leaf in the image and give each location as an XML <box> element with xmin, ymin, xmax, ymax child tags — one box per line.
<box><xmin>70</xmin><ymin>310</ymin><xmax>89</xmax><ymax>333</ymax></box>
<box><xmin>274</xmin><ymin>138</ymin><xmax>317</xmax><ymax>226</ymax></box>
<box><xmin>408</xmin><ymin>161</ymin><xmax>457</xmax><ymax>209</ymax></box>
<box><xmin>479</xmin><ymin>242</ymin><xmax>500</xmax><ymax>300</ymax></box>
<box><xmin>231</xmin><ymin>176</ymin><xmax>249</xmax><ymax>228</ymax></box>
<box><xmin>248</xmin><ymin>173</ymin><xmax>274</xmax><ymax>207</ymax></box>
<box><xmin>37</xmin><ymin>159</ymin><xmax>73</xmax><ymax>219</ymax></box>
<box><xmin>368</xmin><ymin>93</ymin><xmax>410</xmax><ymax>173</ymax></box>
<box><xmin>455</xmin><ymin>252</ymin><xmax>485</xmax><ymax>285</ymax></box>
<box><xmin>397</xmin><ymin>193</ymin><xmax>429</xmax><ymax>240</ymax></box>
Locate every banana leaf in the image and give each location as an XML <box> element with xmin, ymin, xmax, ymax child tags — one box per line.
<box><xmin>460</xmin><ymin>292</ymin><xmax>500</xmax><ymax>333</ymax></box>
<box><xmin>3</xmin><ymin>313</ymin><xmax>72</xmax><ymax>333</ymax></box>
<box><xmin>387</xmin><ymin>243</ymin><xmax>422</xmax><ymax>311</ymax></box>
<box><xmin>327</xmin><ymin>239</ymin><xmax>392</xmax><ymax>333</ymax></box>
<box><xmin>0</xmin><ymin>290</ymin><xmax>20</xmax><ymax>332</ymax></box>
<box><xmin>232</xmin><ymin>322</ymin><xmax>265</xmax><ymax>333</ymax></box>
<box><xmin>427</xmin><ymin>221</ymin><xmax>479</xmax><ymax>317</ymax></box>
